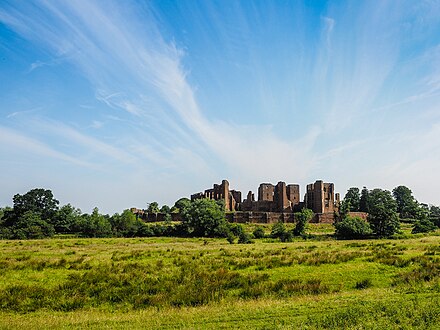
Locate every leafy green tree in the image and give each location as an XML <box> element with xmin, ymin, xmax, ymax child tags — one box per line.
<box><xmin>406</xmin><ymin>201</ymin><xmax>429</xmax><ymax>221</ymax></box>
<box><xmin>181</xmin><ymin>199</ymin><xmax>228</xmax><ymax>237</ymax></box>
<box><xmin>429</xmin><ymin>205</ymin><xmax>440</xmax><ymax>227</ymax></box>
<box><xmin>147</xmin><ymin>202</ymin><xmax>160</xmax><ymax>214</ymax></box>
<box><xmin>392</xmin><ymin>185</ymin><xmax>421</xmax><ymax>219</ymax></box>
<box><xmin>110</xmin><ymin>209</ymin><xmax>139</xmax><ymax>237</ymax></box>
<box><xmin>78</xmin><ymin>207</ymin><xmax>112</xmax><ymax>238</ymax></box>
<box><xmin>12</xmin><ymin>188</ymin><xmax>59</xmax><ymax>221</ymax></box>
<box><xmin>343</xmin><ymin>187</ymin><xmax>360</xmax><ymax>212</ymax></box>
<box><xmin>368</xmin><ymin>189</ymin><xmax>400</xmax><ymax>237</ymax></box>
<box><xmin>160</xmin><ymin>205</ymin><xmax>171</xmax><ymax>214</ymax></box>
<box><xmin>11</xmin><ymin>211</ymin><xmax>55</xmax><ymax>239</ymax></box>
<box><xmin>0</xmin><ymin>207</ymin><xmax>5</xmax><ymax>221</ymax></box>
<box><xmin>52</xmin><ymin>204</ymin><xmax>82</xmax><ymax>233</ymax></box>
<box><xmin>338</xmin><ymin>199</ymin><xmax>351</xmax><ymax>220</ymax></box>
<box><xmin>293</xmin><ymin>208</ymin><xmax>313</xmax><ymax>236</ymax></box>
<box><xmin>359</xmin><ymin>187</ymin><xmax>370</xmax><ymax>213</ymax></box>
<box><xmin>334</xmin><ymin>216</ymin><xmax>372</xmax><ymax>239</ymax></box>
<box><xmin>173</xmin><ymin>198</ymin><xmax>191</xmax><ymax>213</ymax></box>
<box><xmin>216</xmin><ymin>199</ymin><xmax>226</xmax><ymax>211</ymax></box>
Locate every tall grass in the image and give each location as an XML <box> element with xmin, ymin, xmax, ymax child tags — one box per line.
<box><xmin>0</xmin><ymin>231</ymin><xmax>439</xmax><ymax>328</ymax></box>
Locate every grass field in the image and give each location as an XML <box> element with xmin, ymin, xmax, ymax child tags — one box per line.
<box><xmin>0</xmin><ymin>224</ymin><xmax>439</xmax><ymax>329</ymax></box>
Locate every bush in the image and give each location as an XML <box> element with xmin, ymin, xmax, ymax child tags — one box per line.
<box><xmin>271</xmin><ymin>222</ymin><xmax>286</xmax><ymax>239</ymax></box>
<box><xmin>355</xmin><ymin>279</ymin><xmax>372</xmax><ymax>289</ymax></box>
<box><xmin>412</xmin><ymin>219</ymin><xmax>437</xmax><ymax>234</ymax></box>
<box><xmin>238</xmin><ymin>231</ymin><xmax>253</xmax><ymax>244</ymax></box>
<box><xmin>334</xmin><ymin>216</ymin><xmax>372</xmax><ymax>239</ymax></box>
<box><xmin>229</xmin><ymin>223</ymin><xmax>245</xmax><ymax>237</ymax></box>
<box><xmin>226</xmin><ymin>232</ymin><xmax>235</xmax><ymax>244</ymax></box>
<box><xmin>136</xmin><ymin>222</ymin><xmax>155</xmax><ymax>237</ymax></box>
<box><xmin>253</xmin><ymin>226</ymin><xmax>265</xmax><ymax>239</ymax></box>
<box><xmin>293</xmin><ymin>208</ymin><xmax>313</xmax><ymax>236</ymax></box>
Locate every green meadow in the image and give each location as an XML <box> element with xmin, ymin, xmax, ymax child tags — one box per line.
<box><xmin>1</xmin><ymin>224</ymin><xmax>439</xmax><ymax>329</ymax></box>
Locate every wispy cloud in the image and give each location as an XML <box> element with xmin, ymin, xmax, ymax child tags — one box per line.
<box><xmin>27</xmin><ymin>57</ymin><xmax>65</xmax><ymax>73</ymax></box>
<box><xmin>6</xmin><ymin>107</ymin><xmax>42</xmax><ymax>118</ymax></box>
<box><xmin>0</xmin><ymin>125</ymin><xmax>91</xmax><ymax>167</ymax></box>
<box><xmin>34</xmin><ymin>119</ymin><xmax>138</xmax><ymax>164</ymax></box>
<box><xmin>1</xmin><ymin>0</ymin><xmax>440</xmax><ymax>211</ymax></box>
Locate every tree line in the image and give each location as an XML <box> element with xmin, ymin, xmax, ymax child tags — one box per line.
<box><xmin>1</xmin><ymin>186</ymin><xmax>439</xmax><ymax>241</ymax></box>
<box><xmin>335</xmin><ymin>185</ymin><xmax>440</xmax><ymax>239</ymax></box>
<box><xmin>0</xmin><ymin>189</ymin><xmax>240</xmax><ymax>241</ymax></box>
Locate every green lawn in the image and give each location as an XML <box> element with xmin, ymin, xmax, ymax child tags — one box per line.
<box><xmin>0</xmin><ymin>225</ymin><xmax>439</xmax><ymax>329</ymax></box>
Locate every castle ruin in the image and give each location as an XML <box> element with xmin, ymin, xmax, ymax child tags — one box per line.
<box><xmin>132</xmin><ymin>179</ymin><xmax>344</xmax><ymax>224</ymax></box>
<box><xmin>191</xmin><ymin>179</ymin><xmax>341</xmax><ymax>223</ymax></box>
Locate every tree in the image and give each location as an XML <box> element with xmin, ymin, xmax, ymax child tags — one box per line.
<box><xmin>429</xmin><ymin>205</ymin><xmax>440</xmax><ymax>228</ymax></box>
<box><xmin>359</xmin><ymin>187</ymin><xmax>370</xmax><ymax>213</ymax></box>
<box><xmin>293</xmin><ymin>208</ymin><xmax>313</xmax><ymax>236</ymax></box>
<box><xmin>343</xmin><ymin>187</ymin><xmax>360</xmax><ymax>212</ymax></box>
<box><xmin>334</xmin><ymin>216</ymin><xmax>372</xmax><ymax>239</ymax></box>
<box><xmin>338</xmin><ymin>199</ymin><xmax>351</xmax><ymax>220</ymax></box>
<box><xmin>147</xmin><ymin>202</ymin><xmax>160</xmax><ymax>214</ymax></box>
<box><xmin>12</xmin><ymin>188</ymin><xmax>59</xmax><ymax>221</ymax></box>
<box><xmin>11</xmin><ymin>211</ymin><xmax>55</xmax><ymax>239</ymax></box>
<box><xmin>160</xmin><ymin>205</ymin><xmax>171</xmax><ymax>214</ymax></box>
<box><xmin>173</xmin><ymin>198</ymin><xmax>191</xmax><ymax>213</ymax></box>
<box><xmin>110</xmin><ymin>209</ymin><xmax>139</xmax><ymax>237</ymax></box>
<box><xmin>77</xmin><ymin>207</ymin><xmax>112</xmax><ymax>238</ymax></box>
<box><xmin>216</xmin><ymin>199</ymin><xmax>226</xmax><ymax>212</ymax></box>
<box><xmin>368</xmin><ymin>189</ymin><xmax>400</xmax><ymax>237</ymax></box>
<box><xmin>181</xmin><ymin>199</ymin><xmax>228</xmax><ymax>237</ymax></box>
<box><xmin>0</xmin><ymin>207</ymin><xmax>5</xmax><ymax>221</ymax></box>
<box><xmin>51</xmin><ymin>204</ymin><xmax>82</xmax><ymax>233</ymax></box>
<box><xmin>392</xmin><ymin>185</ymin><xmax>419</xmax><ymax>219</ymax></box>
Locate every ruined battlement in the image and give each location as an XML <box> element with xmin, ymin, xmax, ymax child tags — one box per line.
<box><xmin>191</xmin><ymin>179</ymin><xmax>240</xmax><ymax>212</ymax></box>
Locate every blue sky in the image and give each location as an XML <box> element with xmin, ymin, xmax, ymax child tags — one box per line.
<box><xmin>1</xmin><ymin>0</ymin><xmax>440</xmax><ymax>213</ymax></box>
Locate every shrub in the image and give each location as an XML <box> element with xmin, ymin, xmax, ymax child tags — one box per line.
<box><xmin>412</xmin><ymin>219</ymin><xmax>437</xmax><ymax>234</ymax></box>
<box><xmin>293</xmin><ymin>208</ymin><xmax>313</xmax><ymax>236</ymax></box>
<box><xmin>226</xmin><ymin>232</ymin><xmax>235</xmax><ymax>244</ymax></box>
<box><xmin>229</xmin><ymin>223</ymin><xmax>245</xmax><ymax>237</ymax></box>
<box><xmin>271</xmin><ymin>221</ymin><xmax>286</xmax><ymax>239</ymax></box>
<box><xmin>334</xmin><ymin>216</ymin><xmax>372</xmax><ymax>239</ymax></box>
<box><xmin>238</xmin><ymin>231</ymin><xmax>253</xmax><ymax>244</ymax></box>
<box><xmin>355</xmin><ymin>279</ymin><xmax>372</xmax><ymax>289</ymax></box>
<box><xmin>253</xmin><ymin>226</ymin><xmax>265</xmax><ymax>239</ymax></box>
<box><xmin>136</xmin><ymin>222</ymin><xmax>155</xmax><ymax>237</ymax></box>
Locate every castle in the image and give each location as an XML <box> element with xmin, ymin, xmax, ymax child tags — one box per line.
<box><xmin>191</xmin><ymin>179</ymin><xmax>341</xmax><ymax>223</ymax></box>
